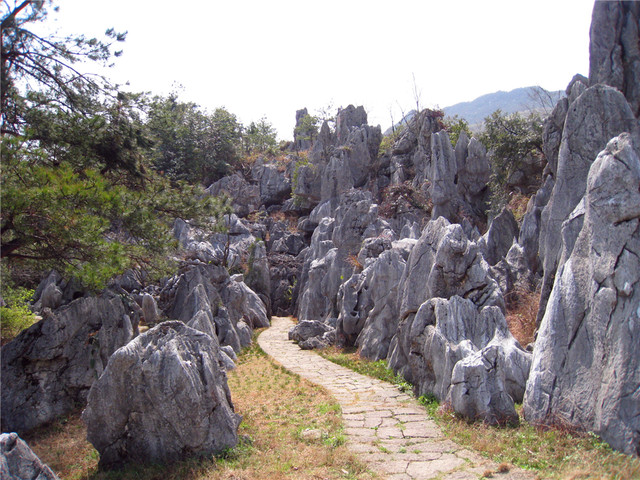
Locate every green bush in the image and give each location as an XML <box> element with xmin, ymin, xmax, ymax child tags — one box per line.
<box><xmin>1</xmin><ymin>286</ymin><xmax>37</xmax><ymax>343</ymax></box>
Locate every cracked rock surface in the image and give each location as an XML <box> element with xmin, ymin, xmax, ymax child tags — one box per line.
<box><xmin>523</xmin><ymin>134</ymin><xmax>640</xmax><ymax>456</ymax></box>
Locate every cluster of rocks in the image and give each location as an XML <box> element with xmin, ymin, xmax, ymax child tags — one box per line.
<box><xmin>1</xmin><ymin>252</ymin><xmax>269</xmax><ymax>467</ymax></box>
<box><xmin>288</xmin><ymin>0</ymin><xmax>640</xmax><ymax>455</ymax></box>
<box><xmin>2</xmin><ymin>2</ymin><xmax>639</xmax><ymax>472</ymax></box>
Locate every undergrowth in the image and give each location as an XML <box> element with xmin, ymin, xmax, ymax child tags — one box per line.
<box><xmin>321</xmin><ymin>348</ymin><xmax>640</xmax><ymax>480</ymax></box>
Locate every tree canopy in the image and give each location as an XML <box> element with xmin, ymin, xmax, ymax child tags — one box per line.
<box><xmin>0</xmin><ymin>1</ymin><xmax>223</xmax><ymax>289</ymax></box>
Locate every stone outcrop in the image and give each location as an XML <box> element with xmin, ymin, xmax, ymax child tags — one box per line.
<box><xmin>389</xmin><ymin>296</ymin><xmax>531</xmax><ymax>425</ymax></box>
<box><xmin>251</xmin><ymin>158</ymin><xmax>292</xmax><ymax>207</ymax></box>
<box><xmin>159</xmin><ymin>264</ymin><xmax>268</xmax><ymax>354</ymax></box>
<box><xmin>396</xmin><ymin>217</ymin><xmax>504</xmax><ymax>321</ymax></box>
<box><xmin>342</xmin><ymin>243</ymin><xmax>413</xmax><ymax>360</ymax></box>
<box><xmin>524</xmin><ymin>134</ymin><xmax>640</xmax><ymax>456</ymax></box>
<box><xmin>537</xmin><ymin>84</ymin><xmax>638</xmax><ymax>324</ymax></box>
<box><xmin>0</xmin><ymin>433</ymin><xmax>59</xmax><ymax>480</ymax></box>
<box><xmin>1</xmin><ymin>292</ymin><xmax>138</xmax><ymax>434</ymax></box>
<box><xmin>296</xmin><ymin>190</ymin><xmax>392</xmax><ymax>324</ymax></box>
<box><xmin>589</xmin><ymin>1</ymin><xmax>640</xmax><ymax>117</ymax></box>
<box><xmin>206</xmin><ymin>173</ymin><xmax>261</xmax><ymax>217</ymax></box>
<box><xmin>83</xmin><ymin>321</ymin><xmax>240</xmax><ymax>467</ymax></box>
<box><xmin>288</xmin><ymin>320</ymin><xmax>335</xmax><ymax>350</ymax></box>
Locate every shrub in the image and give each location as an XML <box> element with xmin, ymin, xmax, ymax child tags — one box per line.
<box><xmin>1</xmin><ymin>286</ymin><xmax>37</xmax><ymax>344</ymax></box>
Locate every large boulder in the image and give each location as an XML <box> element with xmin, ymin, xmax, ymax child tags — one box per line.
<box><xmin>537</xmin><ymin>84</ymin><xmax>638</xmax><ymax>324</ymax></box>
<box><xmin>160</xmin><ymin>264</ymin><xmax>268</xmax><ymax>353</ymax></box>
<box><xmin>1</xmin><ymin>292</ymin><xmax>138</xmax><ymax>433</ymax></box>
<box><xmin>206</xmin><ymin>173</ymin><xmax>261</xmax><ymax>217</ymax></box>
<box><xmin>397</xmin><ymin>217</ymin><xmax>504</xmax><ymax>321</ymax></box>
<box><xmin>83</xmin><ymin>321</ymin><xmax>240</xmax><ymax>467</ymax></box>
<box><xmin>481</xmin><ymin>208</ymin><xmax>519</xmax><ymax>266</ymax></box>
<box><xmin>589</xmin><ymin>1</ymin><xmax>640</xmax><ymax>117</ymax></box>
<box><xmin>388</xmin><ymin>296</ymin><xmax>530</xmax><ymax>425</ymax></box>
<box><xmin>251</xmin><ymin>159</ymin><xmax>292</xmax><ymax>207</ymax></box>
<box><xmin>0</xmin><ymin>433</ymin><xmax>59</xmax><ymax>480</ymax></box>
<box><xmin>523</xmin><ymin>134</ymin><xmax>640</xmax><ymax>456</ymax></box>
<box><xmin>353</xmin><ymin>245</ymin><xmax>412</xmax><ymax>360</ymax></box>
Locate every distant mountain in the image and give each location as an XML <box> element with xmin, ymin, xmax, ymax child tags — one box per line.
<box><xmin>442</xmin><ymin>86</ymin><xmax>564</xmax><ymax>126</ymax></box>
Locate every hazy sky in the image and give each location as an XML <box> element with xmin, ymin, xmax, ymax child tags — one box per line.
<box><xmin>29</xmin><ymin>0</ymin><xmax>594</xmax><ymax>139</ymax></box>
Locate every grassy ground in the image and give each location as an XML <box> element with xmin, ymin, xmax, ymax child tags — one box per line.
<box><xmin>320</xmin><ymin>349</ymin><xmax>640</xmax><ymax>480</ymax></box>
<box><xmin>25</xmin><ymin>336</ymin><xmax>376</xmax><ymax>480</ymax></box>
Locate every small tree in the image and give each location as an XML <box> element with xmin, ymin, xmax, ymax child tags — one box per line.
<box><xmin>243</xmin><ymin>116</ymin><xmax>278</xmax><ymax>155</ymax></box>
<box><xmin>293</xmin><ymin>113</ymin><xmax>319</xmax><ymax>149</ymax></box>
<box><xmin>443</xmin><ymin>115</ymin><xmax>472</xmax><ymax>147</ymax></box>
<box><xmin>479</xmin><ymin>110</ymin><xmax>544</xmax><ymax>214</ymax></box>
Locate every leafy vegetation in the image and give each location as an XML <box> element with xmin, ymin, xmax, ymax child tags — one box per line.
<box><xmin>0</xmin><ymin>2</ymin><xmax>259</xmax><ymax>290</ymax></box>
<box><xmin>0</xmin><ymin>282</ymin><xmax>37</xmax><ymax>344</ymax></box>
<box><xmin>294</xmin><ymin>112</ymin><xmax>319</xmax><ymax>147</ymax></box>
<box><xmin>479</xmin><ymin>110</ymin><xmax>544</xmax><ymax>216</ymax></box>
<box><xmin>442</xmin><ymin>114</ymin><xmax>471</xmax><ymax>147</ymax></box>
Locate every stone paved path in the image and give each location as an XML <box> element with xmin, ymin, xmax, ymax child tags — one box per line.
<box><xmin>258</xmin><ymin>317</ymin><xmax>534</xmax><ymax>480</ymax></box>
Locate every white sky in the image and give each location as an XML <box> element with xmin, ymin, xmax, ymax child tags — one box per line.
<box><xmin>31</xmin><ymin>0</ymin><xmax>593</xmax><ymax>140</ymax></box>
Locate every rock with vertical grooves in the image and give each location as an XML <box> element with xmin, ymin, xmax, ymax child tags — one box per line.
<box><xmin>83</xmin><ymin>321</ymin><xmax>240</xmax><ymax>467</ymax></box>
<box><xmin>524</xmin><ymin>134</ymin><xmax>640</xmax><ymax>456</ymax></box>
<box><xmin>1</xmin><ymin>292</ymin><xmax>138</xmax><ymax>434</ymax></box>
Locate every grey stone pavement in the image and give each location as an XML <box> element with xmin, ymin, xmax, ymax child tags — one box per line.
<box><xmin>258</xmin><ymin>317</ymin><xmax>535</xmax><ymax>480</ymax></box>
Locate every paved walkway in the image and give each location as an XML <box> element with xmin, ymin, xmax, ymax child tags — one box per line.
<box><xmin>258</xmin><ymin>317</ymin><xmax>533</xmax><ymax>480</ymax></box>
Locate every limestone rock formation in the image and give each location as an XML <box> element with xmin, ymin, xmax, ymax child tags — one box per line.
<box><xmin>288</xmin><ymin>320</ymin><xmax>335</xmax><ymax>349</ymax></box>
<box><xmin>346</xmin><ymin>244</ymin><xmax>412</xmax><ymax>360</ymax></box>
<box><xmin>83</xmin><ymin>321</ymin><xmax>240</xmax><ymax>467</ymax></box>
<box><xmin>481</xmin><ymin>208</ymin><xmax>519</xmax><ymax>266</ymax></box>
<box><xmin>397</xmin><ymin>217</ymin><xmax>504</xmax><ymax>321</ymax></box>
<box><xmin>537</xmin><ymin>84</ymin><xmax>638</xmax><ymax>324</ymax></box>
<box><xmin>251</xmin><ymin>158</ymin><xmax>292</xmax><ymax>207</ymax></box>
<box><xmin>524</xmin><ymin>134</ymin><xmax>640</xmax><ymax>456</ymax></box>
<box><xmin>206</xmin><ymin>173</ymin><xmax>261</xmax><ymax>217</ymax></box>
<box><xmin>589</xmin><ymin>1</ymin><xmax>640</xmax><ymax>117</ymax></box>
<box><xmin>160</xmin><ymin>264</ymin><xmax>268</xmax><ymax>353</ymax></box>
<box><xmin>296</xmin><ymin>191</ymin><xmax>391</xmax><ymax>324</ymax></box>
<box><xmin>0</xmin><ymin>433</ymin><xmax>59</xmax><ymax>480</ymax></box>
<box><xmin>1</xmin><ymin>292</ymin><xmax>138</xmax><ymax>433</ymax></box>
<box><xmin>389</xmin><ymin>296</ymin><xmax>530</xmax><ymax>425</ymax></box>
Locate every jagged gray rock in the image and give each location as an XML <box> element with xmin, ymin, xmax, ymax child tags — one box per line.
<box><xmin>206</xmin><ymin>173</ymin><xmax>261</xmax><ymax>217</ymax></box>
<box><xmin>83</xmin><ymin>321</ymin><xmax>240</xmax><ymax>467</ymax></box>
<box><xmin>0</xmin><ymin>433</ymin><xmax>59</xmax><ymax>480</ymax></box>
<box><xmin>288</xmin><ymin>320</ymin><xmax>334</xmax><ymax>344</ymax></box>
<box><xmin>537</xmin><ymin>84</ymin><xmax>638</xmax><ymax>324</ymax></box>
<box><xmin>388</xmin><ymin>296</ymin><xmax>530</xmax><ymax>425</ymax></box>
<box><xmin>1</xmin><ymin>292</ymin><xmax>138</xmax><ymax>433</ymax></box>
<box><xmin>429</xmin><ymin>131</ymin><xmax>458</xmax><ymax>221</ymax></box>
<box><xmin>397</xmin><ymin>217</ymin><xmax>504</xmax><ymax>321</ymax></box>
<box><xmin>251</xmin><ymin>159</ymin><xmax>292</xmax><ymax>207</ymax></box>
<box><xmin>523</xmin><ymin>133</ymin><xmax>640</xmax><ymax>456</ymax></box>
<box><xmin>589</xmin><ymin>1</ymin><xmax>640</xmax><ymax>117</ymax></box>
<box><xmin>160</xmin><ymin>264</ymin><xmax>268</xmax><ymax>353</ymax></box>
<box><xmin>481</xmin><ymin>208</ymin><xmax>518</xmax><ymax>266</ymax></box>
<box><xmin>354</xmin><ymin>245</ymin><xmax>412</xmax><ymax>360</ymax></box>
<box><xmin>141</xmin><ymin>293</ymin><xmax>159</xmax><ymax>325</ymax></box>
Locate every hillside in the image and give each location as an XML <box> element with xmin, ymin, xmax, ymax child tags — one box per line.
<box><xmin>443</xmin><ymin>86</ymin><xmax>564</xmax><ymax>125</ymax></box>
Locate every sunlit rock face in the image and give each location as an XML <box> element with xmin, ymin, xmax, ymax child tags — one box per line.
<box><xmin>524</xmin><ymin>134</ymin><xmax>640</xmax><ymax>456</ymax></box>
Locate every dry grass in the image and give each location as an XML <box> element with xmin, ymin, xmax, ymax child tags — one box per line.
<box><xmin>433</xmin><ymin>405</ymin><xmax>640</xmax><ymax>480</ymax></box>
<box><xmin>507</xmin><ymin>193</ymin><xmax>531</xmax><ymax>223</ymax></box>
<box><xmin>505</xmin><ymin>287</ymin><xmax>540</xmax><ymax>347</ymax></box>
<box><xmin>325</xmin><ymin>348</ymin><xmax>640</xmax><ymax>480</ymax></box>
<box><xmin>25</xmin><ymin>337</ymin><xmax>375</xmax><ymax>480</ymax></box>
